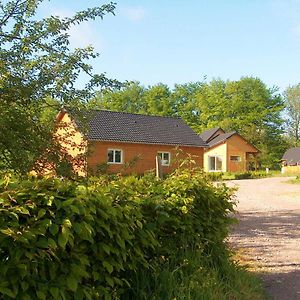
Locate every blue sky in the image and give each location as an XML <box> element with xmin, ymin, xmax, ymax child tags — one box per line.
<box><xmin>38</xmin><ymin>0</ymin><xmax>300</xmax><ymax>92</ymax></box>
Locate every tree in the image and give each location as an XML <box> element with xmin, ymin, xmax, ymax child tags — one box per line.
<box><xmin>0</xmin><ymin>0</ymin><xmax>119</xmax><ymax>173</ymax></box>
<box><xmin>194</xmin><ymin>77</ymin><xmax>285</xmax><ymax>167</ymax></box>
<box><xmin>90</xmin><ymin>81</ymin><xmax>145</xmax><ymax>113</ymax></box>
<box><xmin>284</xmin><ymin>83</ymin><xmax>300</xmax><ymax>146</ymax></box>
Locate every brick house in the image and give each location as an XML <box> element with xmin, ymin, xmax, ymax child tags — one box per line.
<box><xmin>56</xmin><ymin>109</ymin><xmax>206</xmax><ymax>175</ymax></box>
<box><xmin>199</xmin><ymin>127</ymin><xmax>259</xmax><ymax>172</ymax></box>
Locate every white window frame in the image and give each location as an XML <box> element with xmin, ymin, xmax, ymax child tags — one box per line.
<box><xmin>107</xmin><ymin>149</ymin><xmax>123</xmax><ymax>164</ymax></box>
<box><xmin>208</xmin><ymin>155</ymin><xmax>223</xmax><ymax>172</ymax></box>
<box><xmin>157</xmin><ymin>151</ymin><xmax>171</xmax><ymax>166</ymax></box>
<box><xmin>230</xmin><ymin>155</ymin><xmax>241</xmax><ymax>162</ymax></box>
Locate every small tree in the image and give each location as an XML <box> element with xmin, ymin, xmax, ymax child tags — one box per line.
<box><xmin>0</xmin><ymin>0</ymin><xmax>120</xmax><ymax>173</ymax></box>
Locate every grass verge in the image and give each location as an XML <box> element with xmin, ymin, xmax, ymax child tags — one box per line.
<box><xmin>123</xmin><ymin>246</ymin><xmax>266</xmax><ymax>300</ymax></box>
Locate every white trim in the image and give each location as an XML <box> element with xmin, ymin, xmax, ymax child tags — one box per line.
<box><xmin>208</xmin><ymin>155</ymin><xmax>223</xmax><ymax>171</ymax></box>
<box><xmin>230</xmin><ymin>155</ymin><xmax>242</xmax><ymax>162</ymax></box>
<box><xmin>157</xmin><ymin>151</ymin><xmax>171</xmax><ymax>166</ymax></box>
<box><xmin>107</xmin><ymin>149</ymin><xmax>123</xmax><ymax>164</ymax></box>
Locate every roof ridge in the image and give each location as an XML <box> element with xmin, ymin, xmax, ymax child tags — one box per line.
<box><xmin>83</xmin><ymin>108</ymin><xmax>182</xmax><ymax>120</ymax></box>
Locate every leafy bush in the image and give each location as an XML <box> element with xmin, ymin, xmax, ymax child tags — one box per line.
<box><xmin>0</xmin><ymin>169</ymin><xmax>239</xmax><ymax>299</ymax></box>
<box><xmin>234</xmin><ymin>172</ymin><xmax>252</xmax><ymax>180</ymax></box>
<box><xmin>204</xmin><ymin>171</ymin><xmax>224</xmax><ymax>181</ymax></box>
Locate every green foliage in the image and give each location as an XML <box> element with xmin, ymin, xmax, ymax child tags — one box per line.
<box><xmin>0</xmin><ymin>0</ymin><xmax>119</xmax><ymax>173</ymax></box>
<box><xmin>0</xmin><ymin>168</ymin><xmax>240</xmax><ymax>299</ymax></box>
<box><xmin>194</xmin><ymin>77</ymin><xmax>285</xmax><ymax>167</ymax></box>
<box><xmin>284</xmin><ymin>83</ymin><xmax>300</xmax><ymax>145</ymax></box>
<box><xmin>205</xmin><ymin>171</ymin><xmax>274</xmax><ymax>181</ymax></box>
<box><xmin>123</xmin><ymin>247</ymin><xmax>266</xmax><ymax>300</ymax></box>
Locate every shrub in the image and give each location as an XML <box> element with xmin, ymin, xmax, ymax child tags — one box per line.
<box><xmin>0</xmin><ymin>169</ymin><xmax>236</xmax><ymax>299</ymax></box>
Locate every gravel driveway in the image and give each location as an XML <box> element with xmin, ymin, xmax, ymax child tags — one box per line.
<box><xmin>227</xmin><ymin>177</ymin><xmax>300</xmax><ymax>300</ymax></box>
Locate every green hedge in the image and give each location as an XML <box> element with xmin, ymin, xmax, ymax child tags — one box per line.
<box><xmin>206</xmin><ymin>171</ymin><xmax>271</xmax><ymax>181</ymax></box>
<box><xmin>0</xmin><ymin>169</ymin><xmax>235</xmax><ymax>299</ymax></box>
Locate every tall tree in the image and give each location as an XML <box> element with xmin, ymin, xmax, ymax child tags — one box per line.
<box><xmin>0</xmin><ymin>0</ymin><xmax>119</xmax><ymax>172</ymax></box>
<box><xmin>194</xmin><ymin>77</ymin><xmax>285</xmax><ymax>167</ymax></box>
<box><xmin>90</xmin><ymin>81</ymin><xmax>145</xmax><ymax>113</ymax></box>
<box><xmin>284</xmin><ymin>83</ymin><xmax>300</xmax><ymax>146</ymax></box>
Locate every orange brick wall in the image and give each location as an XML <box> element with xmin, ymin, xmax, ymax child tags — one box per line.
<box><xmin>226</xmin><ymin>135</ymin><xmax>258</xmax><ymax>172</ymax></box>
<box><xmin>87</xmin><ymin>141</ymin><xmax>204</xmax><ymax>175</ymax></box>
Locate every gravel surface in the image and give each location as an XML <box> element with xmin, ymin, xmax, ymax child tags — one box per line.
<box><xmin>227</xmin><ymin>177</ymin><xmax>300</xmax><ymax>300</ymax></box>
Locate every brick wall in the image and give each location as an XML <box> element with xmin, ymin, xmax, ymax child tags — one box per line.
<box><xmin>227</xmin><ymin>135</ymin><xmax>258</xmax><ymax>172</ymax></box>
<box><xmin>87</xmin><ymin>141</ymin><xmax>204</xmax><ymax>175</ymax></box>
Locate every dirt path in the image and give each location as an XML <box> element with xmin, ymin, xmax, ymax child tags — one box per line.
<box><xmin>227</xmin><ymin>177</ymin><xmax>300</xmax><ymax>300</ymax></box>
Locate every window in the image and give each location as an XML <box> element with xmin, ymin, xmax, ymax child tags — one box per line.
<box><xmin>230</xmin><ymin>156</ymin><xmax>241</xmax><ymax>162</ymax></box>
<box><xmin>107</xmin><ymin>149</ymin><xmax>123</xmax><ymax>164</ymax></box>
<box><xmin>157</xmin><ymin>152</ymin><xmax>170</xmax><ymax>166</ymax></box>
<box><xmin>209</xmin><ymin>156</ymin><xmax>222</xmax><ymax>171</ymax></box>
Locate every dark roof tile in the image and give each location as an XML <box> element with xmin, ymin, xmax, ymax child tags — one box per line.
<box><xmin>207</xmin><ymin>131</ymin><xmax>236</xmax><ymax>147</ymax></box>
<box><xmin>68</xmin><ymin>109</ymin><xmax>206</xmax><ymax>147</ymax></box>
<box><xmin>282</xmin><ymin>147</ymin><xmax>300</xmax><ymax>164</ymax></box>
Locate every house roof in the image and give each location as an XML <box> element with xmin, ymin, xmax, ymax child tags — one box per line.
<box><xmin>207</xmin><ymin>131</ymin><xmax>236</xmax><ymax>147</ymax></box>
<box><xmin>282</xmin><ymin>147</ymin><xmax>300</xmax><ymax>165</ymax></box>
<box><xmin>199</xmin><ymin>127</ymin><xmax>259</xmax><ymax>152</ymax></box>
<box><xmin>199</xmin><ymin>127</ymin><xmax>224</xmax><ymax>143</ymax></box>
<box><xmin>65</xmin><ymin>109</ymin><xmax>206</xmax><ymax>147</ymax></box>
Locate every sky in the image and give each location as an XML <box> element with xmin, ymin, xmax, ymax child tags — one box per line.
<box><xmin>37</xmin><ymin>0</ymin><xmax>300</xmax><ymax>92</ymax></box>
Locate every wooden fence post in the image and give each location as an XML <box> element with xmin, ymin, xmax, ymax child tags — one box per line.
<box><xmin>156</xmin><ymin>156</ymin><xmax>163</xmax><ymax>179</ymax></box>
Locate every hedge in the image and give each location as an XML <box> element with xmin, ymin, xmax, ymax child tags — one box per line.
<box><xmin>0</xmin><ymin>169</ymin><xmax>235</xmax><ymax>299</ymax></box>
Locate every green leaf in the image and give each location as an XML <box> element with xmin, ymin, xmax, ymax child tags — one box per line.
<box><xmin>66</xmin><ymin>276</ymin><xmax>78</xmax><ymax>292</ymax></box>
<box><xmin>136</xmin><ymin>220</ymin><xmax>143</xmax><ymax>228</ymax></box>
<box><xmin>0</xmin><ymin>287</ymin><xmax>15</xmax><ymax>298</ymax></box>
<box><xmin>37</xmin><ymin>208</ymin><xmax>46</xmax><ymax>219</ymax></box>
<box><xmin>36</xmin><ymin>290</ymin><xmax>46</xmax><ymax>300</ymax></box>
<box><xmin>105</xmin><ymin>275</ymin><xmax>114</xmax><ymax>287</ymax></box>
<box><xmin>103</xmin><ymin>261</ymin><xmax>113</xmax><ymax>274</ymax></box>
<box><xmin>36</xmin><ymin>238</ymin><xmax>48</xmax><ymax>248</ymax></box>
<box><xmin>15</xmin><ymin>207</ymin><xmax>30</xmax><ymax>215</ymax></box>
<box><xmin>49</xmin><ymin>287</ymin><xmax>59</xmax><ymax>299</ymax></box>
<box><xmin>48</xmin><ymin>238</ymin><xmax>57</xmax><ymax>248</ymax></box>
<box><xmin>49</xmin><ymin>224</ymin><xmax>59</xmax><ymax>235</ymax></box>
<box><xmin>0</xmin><ymin>228</ymin><xmax>14</xmax><ymax>236</ymax></box>
<box><xmin>63</xmin><ymin>218</ymin><xmax>72</xmax><ymax>228</ymax></box>
<box><xmin>58</xmin><ymin>231</ymin><xmax>68</xmax><ymax>249</ymax></box>
<box><xmin>102</xmin><ymin>244</ymin><xmax>111</xmax><ymax>254</ymax></box>
<box><xmin>74</xmin><ymin>222</ymin><xmax>83</xmax><ymax>234</ymax></box>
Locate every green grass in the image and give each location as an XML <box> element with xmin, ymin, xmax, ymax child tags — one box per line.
<box><xmin>123</xmin><ymin>247</ymin><xmax>266</xmax><ymax>300</ymax></box>
<box><xmin>206</xmin><ymin>170</ymin><xmax>288</xmax><ymax>182</ymax></box>
<box><xmin>286</xmin><ymin>175</ymin><xmax>300</xmax><ymax>184</ymax></box>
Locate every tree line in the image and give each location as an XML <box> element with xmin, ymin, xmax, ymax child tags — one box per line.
<box><xmin>89</xmin><ymin>78</ymin><xmax>288</xmax><ymax>168</ymax></box>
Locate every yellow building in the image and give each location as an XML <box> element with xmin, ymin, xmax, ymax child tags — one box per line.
<box><xmin>200</xmin><ymin>128</ymin><xmax>259</xmax><ymax>173</ymax></box>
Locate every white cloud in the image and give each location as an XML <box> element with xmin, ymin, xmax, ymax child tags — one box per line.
<box><xmin>122</xmin><ymin>6</ymin><xmax>146</xmax><ymax>22</ymax></box>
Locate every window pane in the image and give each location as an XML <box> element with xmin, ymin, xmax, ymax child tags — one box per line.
<box><xmin>209</xmin><ymin>156</ymin><xmax>216</xmax><ymax>170</ymax></box>
<box><xmin>216</xmin><ymin>157</ymin><xmax>222</xmax><ymax>170</ymax></box>
<box><xmin>108</xmin><ymin>150</ymin><xmax>114</xmax><ymax>162</ymax></box>
<box><xmin>230</xmin><ymin>156</ymin><xmax>241</xmax><ymax>162</ymax></box>
<box><xmin>115</xmin><ymin>150</ymin><xmax>121</xmax><ymax>163</ymax></box>
<box><xmin>163</xmin><ymin>153</ymin><xmax>169</xmax><ymax>162</ymax></box>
